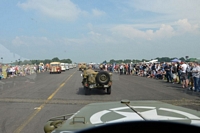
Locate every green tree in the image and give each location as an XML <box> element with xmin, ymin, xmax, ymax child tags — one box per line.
<box><xmin>124</xmin><ymin>59</ymin><xmax>132</xmax><ymax>63</ymax></box>
<box><xmin>60</xmin><ymin>59</ymin><xmax>72</xmax><ymax>63</ymax></box>
<box><xmin>179</xmin><ymin>57</ymin><xmax>185</xmax><ymax>61</ymax></box>
<box><xmin>44</xmin><ymin>59</ymin><xmax>51</xmax><ymax>64</ymax></box>
<box><xmin>109</xmin><ymin>59</ymin><xmax>115</xmax><ymax>64</ymax></box>
<box><xmin>52</xmin><ymin>57</ymin><xmax>60</xmax><ymax>62</ymax></box>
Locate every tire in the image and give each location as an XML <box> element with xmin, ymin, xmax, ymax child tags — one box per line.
<box><xmin>107</xmin><ymin>87</ymin><xmax>111</xmax><ymax>94</ymax></box>
<box><xmin>96</xmin><ymin>71</ymin><xmax>110</xmax><ymax>85</ymax></box>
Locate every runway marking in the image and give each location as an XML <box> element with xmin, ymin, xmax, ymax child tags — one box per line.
<box><xmin>14</xmin><ymin>71</ymin><xmax>76</xmax><ymax>133</ymax></box>
<box><xmin>34</xmin><ymin>107</ymin><xmax>41</xmax><ymax>110</ymax></box>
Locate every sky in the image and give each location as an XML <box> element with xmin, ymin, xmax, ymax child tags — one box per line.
<box><xmin>0</xmin><ymin>0</ymin><xmax>200</xmax><ymax>63</ymax></box>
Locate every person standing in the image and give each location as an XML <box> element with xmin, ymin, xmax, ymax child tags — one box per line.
<box><xmin>0</xmin><ymin>65</ymin><xmax>2</xmax><ymax>79</ymax></box>
<box><xmin>180</xmin><ymin>62</ymin><xmax>189</xmax><ymax>88</ymax></box>
<box><xmin>119</xmin><ymin>64</ymin><xmax>123</xmax><ymax>75</ymax></box>
<box><xmin>188</xmin><ymin>62</ymin><xmax>195</xmax><ymax>91</ymax></box>
<box><xmin>191</xmin><ymin>62</ymin><xmax>200</xmax><ymax>92</ymax></box>
<box><xmin>164</xmin><ymin>63</ymin><xmax>172</xmax><ymax>83</ymax></box>
<box><xmin>171</xmin><ymin>63</ymin><xmax>177</xmax><ymax>83</ymax></box>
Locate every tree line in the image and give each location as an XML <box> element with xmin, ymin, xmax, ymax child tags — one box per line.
<box><xmin>11</xmin><ymin>57</ymin><xmax>72</xmax><ymax>65</ymax></box>
<box><xmin>107</xmin><ymin>57</ymin><xmax>199</xmax><ymax>64</ymax></box>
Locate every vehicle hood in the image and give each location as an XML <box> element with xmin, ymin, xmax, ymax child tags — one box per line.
<box><xmin>51</xmin><ymin>100</ymin><xmax>200</xmax><ymax>133</ymax></box>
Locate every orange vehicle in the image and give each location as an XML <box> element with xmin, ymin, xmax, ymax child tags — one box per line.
<box><xmin>49</xmin><ymin>62</ymin><xmax>61</xmax><ymax>74</ymax></box>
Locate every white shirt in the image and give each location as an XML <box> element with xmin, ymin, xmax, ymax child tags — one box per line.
<box><xmin>181</xmin><ymin>64</ymin><xmax>187</xmax><ymax>73</ymax></box>
<box><xmin>192</xmin><ymin>66</ymin><xmax>200</xmax><ymax>78</ymax></box>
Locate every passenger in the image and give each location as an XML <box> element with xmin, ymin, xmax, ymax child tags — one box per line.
<box><xmin>82</xmin><ymin>65</ymin><xmax>96</xmax><ymax>85</ymax></box>
<box><xmin>86</xmin><ymin>65</ymin><xmax>95</xmax><ymax>74</ymax></box>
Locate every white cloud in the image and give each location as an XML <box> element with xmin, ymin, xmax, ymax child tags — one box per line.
<box><xmin>88</xmin><ymin>31</ymin><xmax>101</xmax><ymax>36</ymax></box>
<box><xmin>17</xmin><ymin>0</ymin><xmax>82</xmax><ymax>21</ymax></box>
<box><xmin>175</xmin><ymin>19</ymin><xmax>199</xmax><ymax>33</ymax></box>
<box><xmin>92</xmin><ymin>9</ymin><xmax>106</xmax><ymax>16</ymax></box>
<box><xmin>118</xmin><ymin>0</ymin><xmax>200</xmax><ymax>28</ymax></box>
<box><xmin>12</xmin><ymin>36</ymin><xmax>53</xmax><ymax>47</ymax></box>
<box><xmin>130</xmin><ymin>0</ymin><xmax>200</xmax><ymax>19</ymax></box>
<box><xmin>111</xmin><ymin>24</ymin><xmax>174</xmax><ymax>40</ymax></box>
<box><xmin>110</xmin><ymin>19</ymin><xmax>199</xmax><ymax>40</ymax></box>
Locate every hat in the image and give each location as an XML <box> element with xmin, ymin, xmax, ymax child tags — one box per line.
<box><xmin>99</xmin><ymin>65</ymin><xmax>103</xmax><ymax>68</ymax></box>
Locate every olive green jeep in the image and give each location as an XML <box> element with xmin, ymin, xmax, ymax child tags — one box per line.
<box><xmin>81</xmin><ymin>70</ymin><xmax>112</xmax><ymax>95</ymax></box>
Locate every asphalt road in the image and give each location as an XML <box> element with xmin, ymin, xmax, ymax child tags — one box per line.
<box><xmin>0</xmin><ymin>68</ymin><xmax>200</xmax><ymax>133</ymax></box>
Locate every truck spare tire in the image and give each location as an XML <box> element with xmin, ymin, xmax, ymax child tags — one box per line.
<box><xmin>96</xmin><ymin>71</ymin><xmax>110</xmax><ymax>85</ymax></box>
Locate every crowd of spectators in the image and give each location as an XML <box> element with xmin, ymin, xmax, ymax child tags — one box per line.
<box><xmin>0</xmin><ymin>64</ymin><xmax>47</xmax><ymax>79</ymax></box>
<box><xmin>105</xmin><ymin>61</ymin><xmax>200</xmax><ymax>92</ymax></box>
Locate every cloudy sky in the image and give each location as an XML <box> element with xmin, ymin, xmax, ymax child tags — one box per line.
<box><xmin>0</xmin><ymin>0</ymin><xmax>200</xmax><ymax>63</ymax></box>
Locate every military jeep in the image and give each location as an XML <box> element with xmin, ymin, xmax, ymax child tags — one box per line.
<box><xmin>82</xmin><ymin>70</ymin><xmax>112</xmax><ymax>95</ymax></box>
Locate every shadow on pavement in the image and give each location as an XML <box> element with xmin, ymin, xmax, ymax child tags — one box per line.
<box><xmin>77</xmin><ymin>87</ymin><xmax>108</xmax><ymax>96</ymax></box>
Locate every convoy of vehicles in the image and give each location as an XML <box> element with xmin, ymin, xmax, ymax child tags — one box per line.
<box><xmin>49</xmin><ymin>62</ymin><xmax>76</xmax><ymax>74</ymax></box>
<box><xmin>49</xmin><ymin>62</ymin><xmax>61</xmax><ymax>74</ymax></box>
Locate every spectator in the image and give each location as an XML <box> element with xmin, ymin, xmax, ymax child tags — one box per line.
<box><xmin>0</xmin><ymin>65</ymin><xmax>2</xmax><ymax>79</ymax></box>
<box><xmin>180</xmin><ymin>62</ymin><xmax>189</xmax><ymax>88</ymax></box>
<box><xmin>171</xmin><ymin>63</ymin><xmax>177</xmax><ymax>83</ymax></box>
<box><xmin>177</xmin><ymin>62</ymin><xmax>181</xmax><ymax>84</ymax></box>
<box><xmin>191</xmin><ymin>62</ymin><xmax>200</xmax><ymax>92</ymax></box>
<box><xmin>119</xmin><ymin>65</ymin><xmax>123</xmax><ymax>75</ymax></box>
<box><xmin>155</xmin><ymin>69</ymin><xmax>163</xmax><ymax>79</ymax></box>
<box><xmin>164</xmin><ymin>63</ymin><xmax>173</xmax><ymax>83</ymax></box>
<box><xmin>188</xmin><ymin>62</ymin><xmax>195</xmax><ymax>90</ymax></box>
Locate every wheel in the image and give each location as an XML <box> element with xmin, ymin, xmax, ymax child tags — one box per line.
<box><xmin>96</xmin><ymin>71</ymin><xmax>110</xmax><ymax>85</ymax></box>
<box><xmin>50</xmin><ymin>72</ymin><xmax>51</xmax><ymax>74</ymax></box>
<box><xmin>107</xmin><ymin>87</ymin><xmax>111</xmax><ymax>94</ymax></box>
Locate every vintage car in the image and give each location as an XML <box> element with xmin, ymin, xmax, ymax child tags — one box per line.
<box><xmin>81</xmin><ymin>69</ymin><xmax>112</xmax><ymax>95</ymax></box>
<box><xmin>49</xmin><ymin>62</ymin><xmax>61</xmax><ymax>74</ymax></box>
<box><xmin>44</xmin><ymin>100</ymin><xmax>200</xmax><ymax>133</ymax></box>
<box><xmin>65</xmin><ymin>63</ymin><xmax>69</xmax><ymax>70</ymax></box>
<box><xmin>60</xmin><ymin>63</ymin><xmax>66</xmax><ymax>71</ymax></box>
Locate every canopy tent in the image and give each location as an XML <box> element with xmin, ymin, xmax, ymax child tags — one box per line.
<box><xmin>171</xmin><ymin>58</ymin><xmax>181</xmax><ymax>62</ymax></box>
